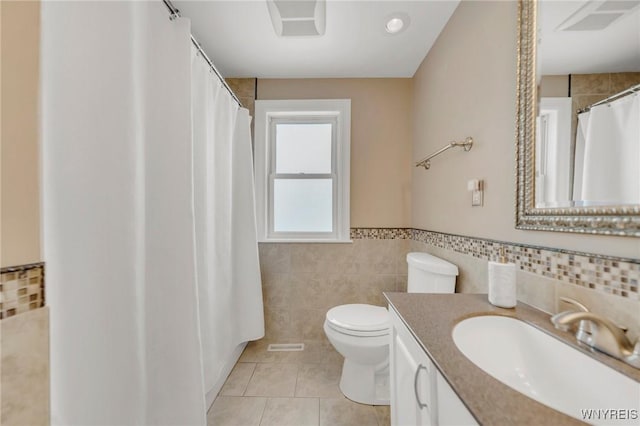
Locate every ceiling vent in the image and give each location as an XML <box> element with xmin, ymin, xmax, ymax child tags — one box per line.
<box><xmin>266</xmin><ymin>0</ymin><xmax>326</xmax><ymax>37</ymax></box>
<box><xmin>556</xmin><ymin>0</ymin><xmax>640</xmax><ymax>31</ymax></box>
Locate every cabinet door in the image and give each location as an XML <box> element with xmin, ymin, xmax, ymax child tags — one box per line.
<box><xmin>436</xmin><ymin>371</ymin><xmax>477</xmax><ymax>426</ymax></box>
<box><xmin>390</xmin><ymin>310</ymin><xmax>434</xmax><ymax>426</ymax></box>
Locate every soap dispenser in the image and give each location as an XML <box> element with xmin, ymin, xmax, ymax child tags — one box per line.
<box><xmin>488</xmin><ymin>247</ymin><xmax>516</xmax><ymax>308</ymax></box>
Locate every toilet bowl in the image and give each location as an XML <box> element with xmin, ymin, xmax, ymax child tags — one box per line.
<box><xmin>324</xmin><ymin>252</ymin><xmax>459</xmax><ymax>406</ymax></box>
<box><xmin>323</xmin><ymin>304</ymin><xmax>390</xmax><ymax>405</ymax></box>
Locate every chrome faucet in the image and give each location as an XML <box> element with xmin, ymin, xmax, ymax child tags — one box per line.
<box><xmin>551</xmin><ymin>297</ymin><xmax>640</xmax><ymax>369</ymax></box>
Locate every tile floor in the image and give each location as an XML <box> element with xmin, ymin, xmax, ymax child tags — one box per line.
<box><xmin>208</xmin><ymin>339</ymin><xmax>390</xmax><ymax>426</ymax></box>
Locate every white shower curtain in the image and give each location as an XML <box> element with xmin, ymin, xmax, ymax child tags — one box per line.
<box><xmin>572</xmin><ymin>110</ymin><xmax>589</xmax><ymax>202</ymax></box>
<box><xmin>42</xmin><ymin>2</ymin><xmax>206</xmax><ymax>424</ymax></box>
<box><xmin>230</xmin><ymin>108</ymin><xmax>265</xmax><ymax>348</ymax></box>
<box><xmin>43</xmin><ymin>1</ymin><xmax>264</xmax><ymax>423</ymax></box>
<box><xmin>191</xmin><ymin>49</ymin><xmax>264</xmax><ymax>402</ymax></box>
<box><xmin>577</xmin><ymin>94</ymin><xmax>640</xmax><ymax>204</ymax></box>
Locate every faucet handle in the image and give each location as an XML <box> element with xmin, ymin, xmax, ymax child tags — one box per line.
<box><xmin>558</xmin><ymin>297</ymin><xmax>592</xmax><ymax>337</ymax></box>
<box><xmin>558</xmin><ymin>297</ymin><xmax>628</xmax><ymax>333</ymax></box>
<box><xmin>559</xmin><ymin>297</ymin><xmax>589</xmax><ymax>312</ymax></box>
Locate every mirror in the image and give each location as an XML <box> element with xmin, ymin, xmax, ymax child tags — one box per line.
<box><xmin>515</xmin><ymin>0</ymin><xmax>640</xmax><ymax>236</ymax></box>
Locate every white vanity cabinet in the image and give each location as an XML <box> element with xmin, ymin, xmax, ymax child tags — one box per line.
<box><xmin>390</xmin><ymin>307</ymin><xmax>477</xmax><ymax>426</ymax></box>
<box><xmin>390</xmin><ymin>306</ymin><xmax>436</xmax><ymax>426</ymax></box>
<box><xmin>435</xmin><ymin>372</ymin><xmax>477</xmax><ymax>426</ymax></box>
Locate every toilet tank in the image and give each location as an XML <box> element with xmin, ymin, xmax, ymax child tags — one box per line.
<box><xmin>406</xmin><ymin>252</ymin><xmax>459</xmax><ymax>293</ymax></box>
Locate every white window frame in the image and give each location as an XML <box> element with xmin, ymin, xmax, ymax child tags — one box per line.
<box><xmin>535</xmin><ymin>97</ymin><xmax>572</xmax><ymax>208</ymax></box>
<box><xmin>254</xmin><ymin>99</ymin><xmax>351</xmax><ymax>242</ymax></box>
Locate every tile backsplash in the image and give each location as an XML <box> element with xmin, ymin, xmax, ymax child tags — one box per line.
<box><xmin>0</xmin><ymin>262</ymin><xmax>45</xmax><ymax>320</ymax></box>
<box><xmin>410</xmin><ymin>229</ymin><xmax>639</xmax><ymax>301</ymax></box>
<box><xmin>348</xmin><ymin>227</ymin><xmax>639</xmax><ymax>301</ymax></box>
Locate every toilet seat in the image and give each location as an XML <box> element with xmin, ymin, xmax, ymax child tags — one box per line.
<box><xmin>325</xmin><ymin>304</ymin><xmax>390</xmax><ymax>337</ymax></box>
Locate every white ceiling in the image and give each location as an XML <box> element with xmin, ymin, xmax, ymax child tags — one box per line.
<box><xmin>539</xmin><ymin>0</ymin><xmax>640</xmax><ymax>75</ymax></box>
<box><xmin>173</xmin><ymin>0</ymin><xmax>460</xmax><ymax>78</ymax></box>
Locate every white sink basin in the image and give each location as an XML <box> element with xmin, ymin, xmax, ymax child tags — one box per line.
<box><xmin>452</xmin><ymin>315</ymin><xmax>640</xmax><ymax>425</ymax></box>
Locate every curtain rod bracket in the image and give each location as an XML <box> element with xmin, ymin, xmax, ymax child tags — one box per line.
<box><xmin>163</xmin><ymin>0</ymin><xmax>181</xmax><ymax>20</ymax></box>
<box><xmin>162</xmin><ymin>0</ymin><xmax>243</xmax><ymax>107</ymax></box>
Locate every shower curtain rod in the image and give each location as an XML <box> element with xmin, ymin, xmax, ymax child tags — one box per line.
<box><xmin>577</xmin><ymin>83</ymin><xmax>640</xmax><ymax>114</ymax></box>
<box><xmin>162</xmin><ymin>0</ymin><xmax>243</xmax><ymax>107</ymax></box>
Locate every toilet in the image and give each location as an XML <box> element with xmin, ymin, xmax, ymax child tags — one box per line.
<box><xmin>323</xmin><ymin>252</ymin><xmax>459</xmax><ymax>405</ymax></box>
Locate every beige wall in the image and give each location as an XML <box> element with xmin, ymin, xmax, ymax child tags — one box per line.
<box><xmin>1</xmin><ymin>0</ymin><xmax>42</xmax><ymax>267</ymax></box>
<box><xmin>411</xmin><ymin>0</ymin><xmax>640</xmax><ymax>260</ymax></box>
<box><xmin>539</xmin><ymin>75</ymin><xmax>568</xmax><ymax>97</ymax></box>
<box><xmin>257</xmin><ymin>78</ymin><xmax>413</xmax><ymax>228</ymax></box>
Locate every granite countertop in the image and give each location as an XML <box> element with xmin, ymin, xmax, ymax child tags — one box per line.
<box><xmin>383</xmin><ymin>292</ymin><xmax>640</xmax><ymax>426</ymax></box>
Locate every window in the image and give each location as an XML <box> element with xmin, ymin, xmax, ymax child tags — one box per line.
<box><xmin>535</xmin><ymin>97</ymin><xmax>572</xmax><ymax>208</ymax></box>
<box><xmin>254</xmin><ymin>99</ymin><xmax>351</xmax><ymax>242</ymax></box>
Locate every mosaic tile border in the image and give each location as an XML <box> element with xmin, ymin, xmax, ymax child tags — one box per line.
<box><xmin>411</xmin><ymin>229</ymin><xmax>639</xmax><ymax>301</ymax></box>
<box><xmin>0</xmin><ymin>262</ymin><xmax>45</xmax><ymax>320</ymax></box>
<box><xmin>350</xmin><ymin>228</ymin><xmax>411</xmax><ymax>240</ymax></box>
<box><xmin>348</xmin><ymin>228</ymin><xmax>639</xmax><ymax>300</ymax></box>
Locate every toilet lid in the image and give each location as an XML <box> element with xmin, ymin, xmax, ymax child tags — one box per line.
<box><xmin>326</xmin><ymin>304</ymin><xmax>390</xmax><ymax>334</ymax></box>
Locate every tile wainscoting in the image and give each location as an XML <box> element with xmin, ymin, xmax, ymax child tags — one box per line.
<box><xmin>1</xmin><ymin>308</ymin><xmax>50</xmax><ymax>425</ymax></box>
<box><xmin>259</xmin><ymin>239</ymin><xmax>410</xmax><ymax>342</ymax></box>
<box><xmin>0</xmin><ymin>263</ymin><xmax>49</xmax><ymax>424</ymax></box>
<box><xmin>0</xmin><ymin>262</ymin><xmax>45</xmax><ymax>320</ymax></box>
<box><xmin>258</xmin><ymin>229</ymin><xmax>639</xmax><ymax>342</ymax></box>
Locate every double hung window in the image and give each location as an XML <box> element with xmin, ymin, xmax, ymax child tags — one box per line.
<box><xmin>254</xmin><ymin>99</ymin><xmax>351</xmax><ymax>242</ymax></box>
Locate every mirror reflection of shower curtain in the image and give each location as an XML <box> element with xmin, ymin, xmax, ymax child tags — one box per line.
<box><xmin>572</xmin><ymin>111</ymin><xmax>589</xmax><ymax>201</ymax></box>
<box><xmin>574</xmin><ymin>94</ymin><xmax>640</xmax><ymax>205</ymax></box>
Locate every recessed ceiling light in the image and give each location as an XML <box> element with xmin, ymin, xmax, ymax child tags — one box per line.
<box><xmin>384</xmin><ymin>13</ymin><xmax>410</xmax><ymax>35</ymax></box>
<box><xmin>386</xmin><ymin>17</ymin><xmax>404</xmax><ymax>33</ymax></box>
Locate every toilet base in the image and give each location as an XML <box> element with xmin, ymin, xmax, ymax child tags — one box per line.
<box><xmin>339</xmin><ymin>358</ymin><xmax>390</xmax><ymax>405</ymax></box>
